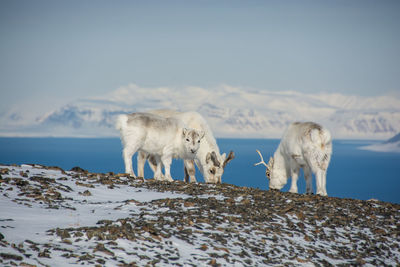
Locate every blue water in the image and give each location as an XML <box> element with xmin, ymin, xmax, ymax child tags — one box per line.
<box><xmin>0</xmin><ymin>138</ymin><xmax>399</xmax><ymax>204</ymax></box>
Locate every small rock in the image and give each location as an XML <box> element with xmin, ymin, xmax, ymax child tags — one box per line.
<box><xmin>56</xmin><ymin>228</ymin><xmax>71</xmax><ymax>239</ymax></box>
<box><xmin>79</xmin><ymin>190</ymin><xmax>92</xmax><ymax>196</ymax></box>
<box><xmin>199</xmin><ymin>244</ymin><xmax>208</xmax><ymax>251</ymax></box>
<box><xmin>184</xmin><ymin>201</ymin><xmax>195</xmax><ymax>207</ymax></box>
<box><xmin>0</xmin><ymin>252</ymin><xmax>23</xmax><ymax>261</ymax></box>
<box><xmin>209</xmin><ymin>258</ymin><xmax>218</xmax><ymax>266</ymax></box>
<box><xmin>0</xmin><ymin>168</ymin><xmax>9</xmax><ymax>174</ymax></box>
<box><xmin>75</xmin><ymin>181</ymin><xmax>94</xmax><ymax>188</ymax></box>
<box><xmin>70</xmin><ymin>166</ymin><xmax>88</xmax><ymax>173</ymax></box>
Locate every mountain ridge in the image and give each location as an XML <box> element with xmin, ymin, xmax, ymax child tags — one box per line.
<box><xmin>1</xmin><ymin>84</ymin><xmax>399</xmax><ymax>139</ymax></box>
<box><xmin>360</xmin><ymin>132</ymin><xmax>400</xmax><ymax>153</ymax></box>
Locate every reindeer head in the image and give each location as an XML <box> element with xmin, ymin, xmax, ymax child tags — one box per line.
<box><xmin>254</xmin><ymin>149</ymin><xmax>285</xmax><ymax>190</ymax></box>
<box><xmin>182</xmin><ymin>128</ymin><xmax>205</xmax><ymax>156</ymax></box>
<box><xmin>204</xmin><ymin>151</ymin><xmax>235</xmax><ymax>184</ymax></box>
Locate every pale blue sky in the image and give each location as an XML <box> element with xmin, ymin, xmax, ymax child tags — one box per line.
<box><xmin>1</xmin><ymin>0</ymin><xmax>400</xmax><ymax>112</ymax></box>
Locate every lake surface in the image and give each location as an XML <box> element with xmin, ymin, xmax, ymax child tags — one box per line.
<box><xmin>0</xmin><ymin>138</ymin><xmax>399</xmax><ymax>204</ymax></box>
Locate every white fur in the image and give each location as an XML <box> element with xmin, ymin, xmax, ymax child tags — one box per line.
<box><xmin>256</xmin><ymin>122</ymin><xmax>332</xmax><ymax>196</ymax></box>
<box><xmin>137</xmin><ymin>110</ymin><xmax>234</xmax><ymax>183</ymax></box>
<box><xmin>116</xmin><ymin>112</ymin><xmax>204</xmax><ymax>181</ymax></box>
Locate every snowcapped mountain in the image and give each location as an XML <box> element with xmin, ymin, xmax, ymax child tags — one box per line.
<box><xmin>1</xmin><ymin>84</ymin><xmax>400</xmax><ymax>139</ymax></box>
<box><xmin>360</xmin><ymin>132</ymin><xmax>400</xmax><ymax>152</ymax></box>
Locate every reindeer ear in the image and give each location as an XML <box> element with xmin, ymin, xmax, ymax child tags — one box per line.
<box><xmin>221</xmin><ymin>153</ymin><xmax>226</xmax><ymax>161</ymax></box>
<box><xmin>199</xmin><ymin>130</ymin><xmax>205</xmax><ymax>140</ymax></box>
<box><xmin>268</xmin><ymin>157</ymin><xmax>274</xmax><ymax>167</ymax></box>
<box><xmin>211</xmin><ymin>151</ymin><xmax>221</xmax><ymax>167</ymax></box>
<box><xmin>206</xmin><ymin>152</ymin><xmax>212</xmax><ymax>164</ymax></box>
<box><xmin>182</xmin><ymin>128</ymin><xmax>188</xmax><ymax>135</ymax></box>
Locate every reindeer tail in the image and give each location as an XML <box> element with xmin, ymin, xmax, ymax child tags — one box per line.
<box><xmin>115</xmin><ymin>114</ymin><xmax>128</xmax><ymax>132</ymax></box>
<box><xmin>310</xmin><ymin>127</ymin><xmax>332</xmax><ymax>170</ymax></box>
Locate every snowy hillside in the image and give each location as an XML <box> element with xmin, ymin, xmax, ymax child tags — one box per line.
<box><xmin>1</xmin><ymin>164</ymin><xmax>399</xmax><ymax>266</ymax></box>
<box><xmin>360</xmin><ymin>132</ymin><xmax>400</xmax><ymax>153</ymax></box>
<box><xmin>1</xmin><ymin>84</ymin><xmax>400</xmax><ymax>139</ymax></box>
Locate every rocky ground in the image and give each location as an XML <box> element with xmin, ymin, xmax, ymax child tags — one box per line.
<box><xmin>0</xmin><ymin>164</ymin><xmax>399</xmax><ymax>266</ymax></box>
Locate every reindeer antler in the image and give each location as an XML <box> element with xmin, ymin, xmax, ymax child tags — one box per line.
<box><xmin>254</xmin><ymin>149</ymin><xmax>268</xmax><ymax>167</ymax></box>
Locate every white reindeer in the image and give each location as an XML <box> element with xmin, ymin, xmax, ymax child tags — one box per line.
<box><xmin>137</xmin><ymin>110</ymin><xmax>234</xmax><ymax>184</ymax></box>
<box><xmin>255</xmin><ymin>122</ymin><xmax>332</xmax><ymax>196</ymax></box>
<box><xmin>116</xmin><ymin>112</ymin><xmax>205</xmax><ymax>181</ymax></box>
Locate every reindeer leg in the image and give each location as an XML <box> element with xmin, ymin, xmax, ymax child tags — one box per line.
<box><xmin>303</xmin><ymin>165</ymin><xmax>313</xmax><ymax>195</ymax></box>
<box><xmin>315</xmin><ymin>169</ymin><xmax>326</xmax><ymax>196</ymax></box>
<box><xmin>161</xmin><ymin>155</ymin><xmax>173</xmax><ymax>182</ymax></box>
<box><xmin>184</xmin><ymin>160</ymin><xmax>197</xmax><ymax>183</ymax></box>
<box><xmin>289</xmin><ymin>166</ymin><xmax>299</xmax><ymax>193</ymax></box>
<box><xmin>123</xmin><ymin>145</ymin><xmax>138</xmax><ymax>177</ymax></box>
<box><xmin>137</xmin><ymin>151</ymin><xmax>147</xmax><ymax>178</ymax></box>
<box><xmin>322</xmin><ymin>170</ymin><xmax>328</xmax><ymax>196</ymax></box>
<box><xmin>184</xmin><ymin>162</ymin><xmax>189</xmax><ymax>183</ymax></box>
<box><xmin>148</xmin><ymin>155</ymin><xmax>161</xmax><ymax>178</ymax></box>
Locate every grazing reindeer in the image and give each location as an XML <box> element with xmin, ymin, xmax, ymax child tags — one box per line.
<box><xmin>137</xmin><ymin>110</ymin><xmax>234</xmax><ymax>183</ymax></box>
<box><xmin>255</xmin><ymin>122</ymin><xmax>332</xmax><ymax>196</ymax></box>
<box><xmin>116</xmin><ymin>112</ymin><xmax>204</xmax><ymax>181</ymax></box>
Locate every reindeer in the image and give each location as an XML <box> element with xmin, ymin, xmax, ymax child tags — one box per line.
<box><xmin>255</xmin><ymin>122</ymin><xmax>332</xmax><ymax>196</ymax></box>
<box><xmin>116</xmin><ymin>112</ymin><xmax>204</xmax><ymax>181</ymax></box>
<box><xmin>137</xmin><ymin>110</ymin><xmax>234</xmax><ymax>184</ymax></box>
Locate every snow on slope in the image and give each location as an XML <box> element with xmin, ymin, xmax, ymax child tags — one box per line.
<box><xmin>1</xmin><ymin>164</ymin><xmax>399</xmax><ymax>266</ymax></box>
<box><xmin>360</xmin><ymin>132</ymin><xmax>400</xmax><ymax>153</ymax></box>
<box><xmin>1</xmin><ymin>84</ymin><xmax>400</xmax><ymax>139</ymax></box>
<box><xmin>0</xmin><ymin>164</ymin><xmax>191</xmax><ymax>266</ymax></box>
